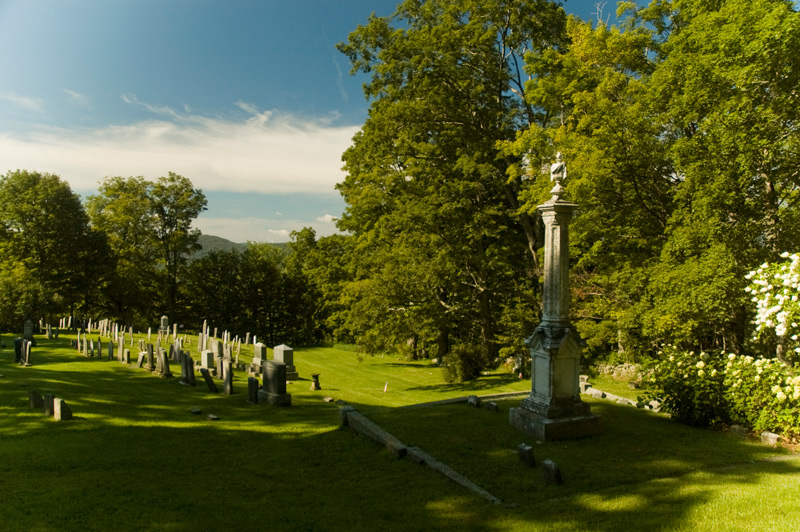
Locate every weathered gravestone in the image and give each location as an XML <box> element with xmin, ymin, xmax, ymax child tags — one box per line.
<box><xmin>247</xmin><ymin>377</ymin><xmax>259</xmax><ymax>404</ymax></box>
<box><xmin>29</xmin><ymin>390</ymin><xmax>44</xmax><ymax>409</ymax></box>
<box><xmin>157</xmin><ymin>348</ymin><xmax>172</xmax><ymax>378</ymax></box>
<box><xmin>137</xmin><ymin>351</ymin><xmax>147</xmax><ymax>368</ymax></box>
<box><xmin>200</xmin><ymin>350</ymin><xmax>214</xmax><ymax>371</ymax></box>
<box><xmin>146</xmin><ymin>344</ymin><xmax>155</xmax><ymax>371</ymax></box>
<box><xmin>273</xmin><ymin>344</ymin><xmax>298</xmax><ymax>381</ymax></box>
<box><xmin>23</xmin><ymin>319</ymin><xmax>34</xmax><ymax>342</ymax></box>
<box><xmin>179</xmin><ymin>352</ymin><xmax>196</xmax><ymax>386</ymax></box>
<box><xmin>262</xmin><ymin>360</ymin><xmax>291</xmax><ymax>406</ymax></box>
<box><xmin>13</xmin><ymin>338</ymin><xmax>22</xmax><ymax>363</ymax></box>
<box><xmin>54</xmin><ymin>398</ymin><xmax>73</xmax><ymax>421</ymax></box>
<box><xmin>251</xmin><ymin>342</ymin><xmax>267</xmax><ymax>373</ymax></box>
<box><xmin>123</xmin><ymin>349</ymin><xmax>131</xmax><ymax>364</ymax></box>
<box><xmin>108</xmin><ymin>340</ymin><xmax>115</xmax><ymax>361</ymax></box>
<box><xmin>199</xmin><ymin>368</ymin><xmax>218</xmax><ymax>393</ymax></box>
<box><xmin>223</xmin><ymin>361</ymin><xmax>233</xmax><ymax>395</ymax></box>
<box><xmin>44</xmin><ymin>393</ymin><xmax>54</xmax><ymax>416</ymax></box>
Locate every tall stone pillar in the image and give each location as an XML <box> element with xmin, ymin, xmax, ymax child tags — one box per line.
<box><xmin>509</xmin><ymin>154</ymin><xmax>601</xmax><ymax>441</ymax></box>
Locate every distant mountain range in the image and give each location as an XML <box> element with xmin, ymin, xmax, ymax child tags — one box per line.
<box><xmin>190</xmin><ymin>234</ymin><xmax>287</xmax><ymax>261</ymax></box>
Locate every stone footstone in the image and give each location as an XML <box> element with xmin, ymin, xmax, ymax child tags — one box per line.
<box><xmin>761</xmin><ymin>431</ymin><xmax>781</xmax><ymax>446</ymax></box>
<box><xmin>29</xmin><ymin>391</ymin><xmax>44</xmax><ymax>409</ymax></box>
<box><xmin>207</xmin><ymin>414</ymin><xmax>219</xmax><ymax>421</ymax></box>
<box><xmin>484</xmin><ymin>401</ymin><xmax>499</xmax><ymax>412</ymax></box>
<box><xmin>44</xmin><ymin>393</ymin><xmax>54</xmax><ymax>416</ymax></box>
<box><xmin>190</xmin><ymin>407</ymin><xmax>201</xmax><ymax>415</ymax></box>
<box><xmin>467</xmin><ymin>395</ymin><xmax>481</xmax><ymax>407</ymax></box>
<box><xmin>54</xmin><ymin>398</ymin><xmax>73</xmax><ymax>421</ymax></box>
<box><xmin>516</xmin><ymin>443</ymin><xmax>535</xmax><ymax>467</ymax></box>
<box><xmin>541</xmin><ymin>459</ymin><xmax>563</xmax><ymax>485</ymax></box>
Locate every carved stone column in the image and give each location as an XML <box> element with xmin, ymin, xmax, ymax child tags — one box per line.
<box><xmin>509</xmin><ymin>156</ymin><xmax>601</xmax><ymax>441</ymax></box>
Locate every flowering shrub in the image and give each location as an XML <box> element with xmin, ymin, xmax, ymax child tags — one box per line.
<box><xmin>647</xmin><ymin>347</ymin><xmax>800</xmax><ymax>441</ymax></box>
<box><xmin>645</xmin><ymin>346</ymin><xmax>728</xmax><ymax>427</ymax></box>
<box><xmin>746</xmin><ymin>252</ymin><xmax>800</xmax><ymax>359</ymax></box>
<box><xmin>724</xmin><ymin>354</ymin><xmax>800</xmax><ymax>437</ymax></box>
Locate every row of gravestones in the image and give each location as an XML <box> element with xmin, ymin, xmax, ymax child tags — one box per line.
<box><xmin>28</xmin><ymin>391</ymin><xmax>73</xmax><ymax>421</ymax></box>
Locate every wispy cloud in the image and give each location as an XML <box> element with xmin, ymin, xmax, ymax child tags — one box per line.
<box><xmin>63</xmin><ymin>89</ymin><xmax>89</xmax><ymax>107</ymax></box>
<box><xmin>0</xmin><ymin>91</ymin><xmax>44</xmax><ymax>112</ymax></box>
<box><xmin>0</xmin><ymin>98</ymin><xmax>359</xmax><ymax>196</ymax></box>
<box><xmin>194</xmin><ymin>215</ymin><xmax>338</xmax><ymax>243</ymax></box>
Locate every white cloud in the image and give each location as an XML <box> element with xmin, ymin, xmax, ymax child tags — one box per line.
<box><xmin>194</xmin><ymin>215</ymin><xmax>339</xmax><ymax>243</ymax></box>
<box><xmin>62</xmin><ymin>89</ymin><xmax>89</xmax><ymax>107</ymax></box>
<box><xmin>0</xmin><ymin>91</ymin><xmax>44</xmax><ymax>112</ymax></box>
<box><xmin>0</xmin><ymin>99</ymin><xmax>360</xmax><ymax>196</ymax></box>
<box><xmin>315</xmin><ymin>213</ymin><xmax>337</xmax><ymax>223</ymax></box>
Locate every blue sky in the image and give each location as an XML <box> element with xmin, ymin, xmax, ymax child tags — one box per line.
<box><xmin>1</xmin><ymin>0</ymin><xmax>619</xmax><ymax>243</ymax></box>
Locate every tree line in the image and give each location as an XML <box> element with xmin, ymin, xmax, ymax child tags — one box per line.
<box><xmin>3</xmin><ymin>0</ymin><xmax>799</xmax><ymax>380</ymax></box>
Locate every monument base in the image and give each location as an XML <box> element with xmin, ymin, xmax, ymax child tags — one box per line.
<box><xmin>509</xmin><ymin>405</ymin><xmax>601</xmax><ymax>441</ymax></box>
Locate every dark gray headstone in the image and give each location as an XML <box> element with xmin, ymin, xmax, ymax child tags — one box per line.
<box><xmin>23</xmin><ymin>319</ymin><xmax>34</xmax><ymax>340</ymax></box>
<box><xmin>516</xmin><ymin>443</ymin><xmax>535</xmax><ymax>467</ymax></box>
<box><xmin>199</xmin><ymin>368</ymin><xmax>218</xmax><ymax>393</ymax></box>
<box><xmin>13</xmin><ymin>338</ymin><xmax>22</xmax><ymax>363</ymax></box>
<box><xmin>158</xmin><ymin>349</ymin><xmax>172</xmax><ymax>377</ymax></box>
<box><xmin>54</xmin><ymin>398</ymin><xmax>73</xmax><ymax>421</ymax></box>
<box><xmin>541</xmin><ymin>459</ymin><xmax>563</xmax><ymax>485</ymax></box>
<box><xmin>108</xmin><ymin>340</ymin><xmax>115</xmax><ymax>360</ymax></box>
<box><xmin>44</xmin><ymin>393</ymin><xmax>54</xmax><ymax>416</ymax></box>
<box><xmin>29</xmin><ymin>390</ymin><xmax>44</xmax><ymax>409</ymax></box>
<box><xmin>247</xmin><ymin>377</ymin><xmax>259</xmax><ymax>404</ymax></box>
<box><xmin>265</xmin><ymin>360</ymin><xmax>287</xmax><ymax>395</ymax></box>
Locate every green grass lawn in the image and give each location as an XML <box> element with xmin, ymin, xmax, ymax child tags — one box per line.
<box><xmin>1</xmin><ymin>333</ymin><xmax>798</xmax><ymax>531</ymax></box>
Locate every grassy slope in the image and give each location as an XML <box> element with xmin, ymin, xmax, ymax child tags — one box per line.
<box><xmin>0</xmin><ymin>335</ymin><xmax>798</xmax><ymax>531</ymax></box>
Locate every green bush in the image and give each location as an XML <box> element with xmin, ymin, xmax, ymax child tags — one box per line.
<box><xmin>646</xmin><ymin>346</ymin><xmax>800</xmax><ymax>441</ymax></box>
<box><xmin>442</xmin><ymin>344</ymin><xmax>487</xmax><ymax>383</ymax></box>
<box><xmin>645</xmin><ymin>346</ymin><xmax>728</xmax><ymax>427</ymax></box>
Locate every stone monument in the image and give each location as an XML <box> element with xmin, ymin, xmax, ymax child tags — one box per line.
<box><xmin>509</xmin><ymin>153</ymin><xmax>601</xmax><ymax>441</ymax></box>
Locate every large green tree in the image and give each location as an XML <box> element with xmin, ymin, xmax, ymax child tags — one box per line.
<box><xmin>88</xmin><ymin>172</ymin><xmax>206</xmax><ymax>326</ymax></box>
<box><xmin>337</xmin><ymin>0</ymin><xmax>566</xmax><ymax>373</ymax></box>
<box><xmin>86</xmin><ymin>176</ymin><xmax>160</xmax><ymax>325</ymax></box>
<box><xmin>0</xmin><ymin>170</ymin><xmax>108</xmax><ymax>329</ymax></box>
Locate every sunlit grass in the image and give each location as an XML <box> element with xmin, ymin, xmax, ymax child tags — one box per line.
<box><xmin>0</xmin><ymin>333</ymin><xmax>798</xmax><ymax>531</ymax></box>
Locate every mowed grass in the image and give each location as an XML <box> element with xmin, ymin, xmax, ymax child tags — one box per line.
<box><xmin>0</xmin><ymin>333</ymin><xmax>798</xmax><ymax>531</ymax></box>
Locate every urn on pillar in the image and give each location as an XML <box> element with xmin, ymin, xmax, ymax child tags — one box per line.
<box><xmin>509</xmin><ymin>153</ymin><xmax>601</xmax><ymax>441</ymax></box>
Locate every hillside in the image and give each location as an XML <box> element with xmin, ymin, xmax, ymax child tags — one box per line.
<box><xmin>191</xmin><ymin>234</ymin><xmax>248</xmax><ymax>260</ymax></box>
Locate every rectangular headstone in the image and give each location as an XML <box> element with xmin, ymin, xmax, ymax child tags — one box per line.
<box><xmin>29</xmin><ymin>391</ymin><xmax>44</xmax><ymax>409</ymax></box>
<box><xmin>252</xmin><ymin>342</ymin><xmax>267</xmax><ymax>371</ymax></box>
<box><xmin>54</xmin><ymin>398</ymin><xmax>73</xmax><ymax>421</ymax></box>
<box><xmin>265</xmin><ymin>360</ymin><xmax>287</xmax><ymax>395</ymax></box>
<box><xmin>44</xmin><ymin>393</ymin><xmax>54</xmax><ymax>416</ymax></box>
<box><xmin>199</xmin><ymin>368</ymin><xmax>218</xmax><ymax>393</ymax></box>
<box><xmin>223</xmin><ymin>361</ymin><xmax>233</xmax><ymax>395</ymax></box>
<box><xmin>200</xmin><ymin>350</ymin><xmax>213</xmax><ymax>370</ymax></box>
<box><xmin>158</xmin><ymin>349</ymin><xmax>172</xmax><ymax>377</ymax></box>
<box><xmin>247</xmin><ymin>377</ymin><xmax>259</xmax><ymax>404</ymax></box>
<box><xmin>146</xmin><ymin>344</ymin><xmax>155</xmax><ymax>371</ymax></box>
<box><xmin>123</xmin><ymin>349</ymin><xmax>131</xmax><ymax>364</ymax></box>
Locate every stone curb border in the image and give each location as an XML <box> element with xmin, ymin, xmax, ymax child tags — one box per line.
<box><xmin>339</xmin><ymin>406</ymin><xmax>503</xmax><ymax>505</ymax></box>
<box><xmin>399</xmin><ymin>390</ymin><xmax>531</xmax><ymax>409</ymax></box>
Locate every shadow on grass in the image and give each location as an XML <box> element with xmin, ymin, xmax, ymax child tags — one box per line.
<box><xmin>2</xmin><ymin>336</ymin><xmax>798</xmax><ymax>531</ymax></box>
<box><xmin>405</xmin><ymin>372</ymin><xmax>523</xmax><ymax>394</ymax></box>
